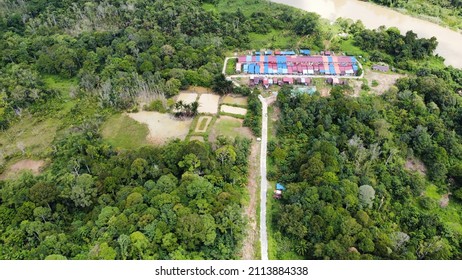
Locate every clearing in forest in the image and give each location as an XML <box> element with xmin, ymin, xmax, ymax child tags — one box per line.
<box><xmin>127</xmin><ymin>111</ymin><xmax>192</xmax><ymax>144</ymax></box>
<box><xmin>101</xmin><ymin>114</ymin><xmax>150</xmax><ymax>149</ymax></box>
<box><xmin>0</xmin><ymin>159</ymin><xmax>45</xmax><ymax>180</ymax></box>
<box><xmin>198</xmin><ymin>94</ymin><xmax>220</xmax><ymax>114</ymax></box>
<box><xmin>221</xmin><ymin>105</ymin><xmax>248</xmax><ymax>116</ymax></box>
<box><xmin>405</xmin><ymin>157</ymin><xmax>427</xmax><ymax>175</ymax></box>
<box><xmin>195</xmin><ymin>116</ymin><xmax>213</xmax><ymax>133</ymax></box>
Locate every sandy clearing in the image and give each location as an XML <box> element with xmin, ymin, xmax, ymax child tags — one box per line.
<box><xmin>176</xmin><ymin>93</ymin><xmax>198</xmax><ymax>104</ymax></box>
<box><xmin>223</xmin><ymin>95</ymin><xmax>248</xmax><ymax>106</ymax></box>
<box><xmin>0</xmin><ymin>159</ymin><xmax>45</xmax><ymax>180</ymax></box>
<box><xmin>198</xmin><ymin>94</ymin><xmax>220</xmax><ymax>114</ymax></box>
<box><xmin>127</xmin><ymin>112</ymin><xmax>192</xmax><ymax>144</ymax></box>
<box><xmin>221</xmin><ymin>105</ymin><xmax>248</xmax><ymax>116</ymax></box>
<box><xmin>195</xmin><ymin>116</ymin><xmax>212</xmax><ymax>133</ymax></box>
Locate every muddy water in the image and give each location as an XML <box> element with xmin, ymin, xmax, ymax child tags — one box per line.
<box><xmin>271</xmin><ymin>0</ymin><xmax>462</xmax><ymax>68</ymax></box>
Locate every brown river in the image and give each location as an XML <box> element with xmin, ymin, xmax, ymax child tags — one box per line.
<box><xmin>271</xmin><ymin>0</ymin><xmax>462</xmax><ymax>68</ymax></box>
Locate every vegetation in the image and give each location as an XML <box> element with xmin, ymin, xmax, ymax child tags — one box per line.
<box><xmin>2</xmin><ymin>0</ymin><xmax>462</xmax><ymax>261</ymax></box>
<box><xmin>0</xmin><ymin>122</ymin><xmax>251</xmax><ymax>259</ymax></box>
<box><xmin>269</xmin><ymin>68</ymin><xmax>462</xmax><ymax>259</ymax></box>
<box><xmin>369</xmin><ymin>0</ymin><xmax>462</xmax><ymax>30</ymax></box>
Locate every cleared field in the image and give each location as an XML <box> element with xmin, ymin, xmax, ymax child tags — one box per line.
<box><xmin>127</xmin><ymin>112</ymin><xmax>192</xmax><ymax>144</ymax></box>
<box><xmin>176</xmin><ymin>93</ymin><xmax>198</xmax><ymax>104</ymax></box>
<box><xmin>195</xmin><ymin>116</ymin><xmax>213</xmax><ymax>133</ymax></box>
<box><xmin>208</xmin><ymin>116</ymin><xmax>253</xmax><ymax>142</ymax></box>
<box><xmin>221</xmin><ymin>105</ymin><xmax>248</xmax><ymax>116</ymax></box>
<box><xmin>198</xmin><ymin>94</ymin><xmax>220</xmax><ymax>114</ymax></box>
<box><xmin>0</xmin><ymin>114</ymin><xmax>60</xmax><ymax>162</ymax></box>
<box><xmin>101</xmin><ymin>114</ymin><xmax>150</xmax><ymax>149</ymax></box>
<box><xmin>223</xmin><ymin>95</ymin><xmax>248</xmax><ymax>106</ymax></box>
<box><xmin>0</xmin><ymin>159</ymin><xmax>45</xmax><ymax>180</ymax></box>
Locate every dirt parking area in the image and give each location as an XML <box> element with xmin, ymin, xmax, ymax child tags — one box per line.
<box><xmin>221</xmin><ymin>105</ymin><xmax>248</xmax><ymax>116</ymax></box>
<box><xmin>223</xmin><ymin>95</ymin><xmax>248</xmax><ymax>106</ymax></box>
<box><xmin>176</xmin><ymin>93</ymin><xmax>198</xmax><ymax>104</ymax></box>
<box><xmin>198</xmin><ymin>94</ymin><xmax>220</xmax><ymax>114</ymax></box>
<box><xmin>0</xmin><ymin>159</ymin><xmax>45</xmax><ymax>180</ymax></box>
<box><xmin>127</xmin><ymin>112</ymin><xmax>192</xmax><ymax>144</ymax></box>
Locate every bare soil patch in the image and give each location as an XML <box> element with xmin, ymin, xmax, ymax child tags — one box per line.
<box><xmin>0</xmin><ymin>159</ymin><xmax>45</xmax><ymax>180</ymax></box>
<box><xmin>127</xmin><ymin>112</ymin><xmax>192</xmax><ymax>144</ymax></box>
<box><xmin>198</xmin><ymin>94</ymin><xmax>220</xmax><ymax>114</ymax></box>
<box><xmin>195</xmin><ymin>116</ymin><xmax>212</xmax><ymax>133</ymax></box>
<box><xmin>223</xmin><ymin>95</ymin><xmax>248</xmax><ymax>106</ymax></box>
<box><xmin>221</xmin><ymin>105</ymin><xmax>248</xmax><ymax>116</ymax></box>
<box><xmin>405</xmin><ymin>158</ymin><xmax>427</xmax><ymax>175</ymax></box>
<box><xmin>366</xmin><ymin>71</ymin><xmax>403</xmax><ymax>95</ymax></box>
<box><xmin>440</xmin><ymin>194</ymin><xmax>451</xmax><ymax>208</ymax></box>
<box><xmin>176</xmin><ymin>93</ymin><xmax>198</xmax><ymax>104</ymax></box>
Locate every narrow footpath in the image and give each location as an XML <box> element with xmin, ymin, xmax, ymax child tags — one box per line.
<box><xmin>258</xmin><ymin>95</ymin><xmax>269</xmax><ymax>260</ymax></box>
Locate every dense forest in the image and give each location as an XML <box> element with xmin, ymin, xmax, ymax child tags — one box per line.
<box><xmin>269</xmin><ymin>72</ymin><xmax>462</xmax><ymax>259</ymax></box>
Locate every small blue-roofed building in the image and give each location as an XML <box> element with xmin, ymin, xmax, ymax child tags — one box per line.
<box><xmin>300</xmin><ymin>49</ymin><xmax>311</xmax><ymax>55</ymax></box>
<box><xmin>255</xmin><ymin>51</ymin><xmax>261</xmax><ymax>56</ymax></box>
<box><xmin>276</xmin><ymin>183</ymin><xmax>286</xmax><ymax>191</ymax></box>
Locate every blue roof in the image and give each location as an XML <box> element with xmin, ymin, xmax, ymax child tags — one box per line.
<box><xmin>276</xmin><ymin>183</ymin><xmax>286</xmax><ymax>190</ymax></box>
<box><xmin>300</xmin><ymin>49</ymin><xmax>311</xmax><ymax>55</ymax></box>
<box><xmin>255</xmin><ymin>51</ymin><xmax>261</xmax><ymax>55</ymax></box>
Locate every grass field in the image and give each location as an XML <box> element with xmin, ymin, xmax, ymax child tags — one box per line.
<box><xmin>213</xmin><ymin>117</ymin><xmax>242</xmax><ymax>138</ymax></box>
<box><xmin>0</xmin><ymin>114</ymin><xmax>60</xmax><ymax>162</ymax></box>
<box><xmin>101</xmin><ymin>114</ymin><xmax>150</xmax><ymax>149</ymax></box>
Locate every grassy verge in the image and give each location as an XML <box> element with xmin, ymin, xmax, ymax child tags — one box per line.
<box><xmin>226</xmin><ymin>58</ymin><xmax>237</xmax><ymax>75</ymax></box>
<box><xmin>101</xmin><ymin>114</ymin><xmax>150</xmax><ymax>149</ymax></box>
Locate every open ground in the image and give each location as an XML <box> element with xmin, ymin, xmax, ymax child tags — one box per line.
<box><xmin>221</xmin><ymin>105</ymin><xmax>248</xmax><ymax>116</ymax></box>
<box><xmin>198</xmin><ymin>94</ymin><xmax>220</xmax><ymax>114</ymax></box>
<box><xmin>0</xmin><ymin>159</ymin><xmax>45</xmax><ymax>180</ymax></box>
<box><xmin>127</xmin><ymin>112</ymin><xmax>192</xmax><ymax>145</ymax></box>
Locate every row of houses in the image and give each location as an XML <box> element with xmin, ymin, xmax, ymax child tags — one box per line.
<box><xmin>249</xmin><ymin>76</ymin><xmax>312</xmax><ymax>88</ymax></box>
<box><xmin>237</xmin><ymin>54</ymin><xmax>359</xmax><ymax>76</ymax></box>
<box><xmin>252</xmin><ymin>49</ymin><xmax>335</xmax><ymax>56</ymax></box>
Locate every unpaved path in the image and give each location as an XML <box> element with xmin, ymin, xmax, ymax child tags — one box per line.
<box><xmin>240</xmin><ymin>140</ymin><xmax>260</xmax><ymax>260</ymax></box>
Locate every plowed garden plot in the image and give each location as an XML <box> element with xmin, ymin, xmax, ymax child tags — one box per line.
<box><xmin>198</xmin><ymin>94</ymin><xmax>220</xmax><ymax>114</ymax></box>
<box><xmin>221</xmin><ymin>105</ymin><xmax>247</xmax><ymax>116</ymax></box>
<box><xmin>195</xmin><ymin>116</ymin><xmax>213</xmax><ymax>133</ymax></box>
